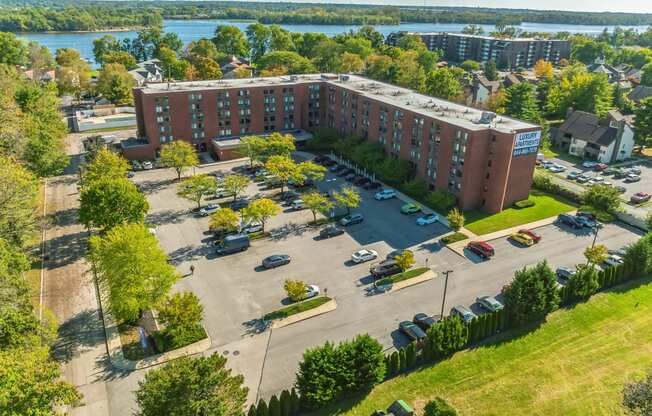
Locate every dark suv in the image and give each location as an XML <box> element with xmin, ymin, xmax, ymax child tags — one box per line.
<box><xmin>557</xmin><ymin>213</ymin><xmax>583</xmax><ymax>229</ymax></box>
<box><xmin>370</xmin><ymin>260</ymin><xmax>402</xmax><ymax>278</ymax></box>
<box><xmin>319</xmin><ymin>225</ymin><xmax>344</xmax><ymax>239</ymax></box>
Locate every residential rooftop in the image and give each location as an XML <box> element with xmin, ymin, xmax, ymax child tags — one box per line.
<box><xmin>138</xmin><ymin>73</ymin><xmax>538</xmax><ymax>133</ymax></box>
<box><xmin>396</xmin><ymin>31</ymin><xmax>568</xmax><ymax>42</ymax></box>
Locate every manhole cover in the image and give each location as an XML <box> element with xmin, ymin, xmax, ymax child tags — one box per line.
<box><xmin>223</xmin><ymin>350</ymin><xmax>229</xmax><ymax>355</ymax></box>
<box><xmin>233</xmin><ymin>350</ymin><xmax>240</xmax><ymax>356</ymax></box>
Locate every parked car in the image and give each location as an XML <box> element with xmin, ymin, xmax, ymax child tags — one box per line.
<box><xmin>329</xmin><ymin>164</ymin><xmax>344</xmax><ymax>173</ymax></box>
<box><xmin>574</xmin><ymin>214</ymin><xmax>597</xmax><ymax>228</ymax></box>
<box><xmin>323</xmin><ymin>159</ymin><xmax>338</xmax><ymax>167</ymax></box>
<box><xmin>556</xmin><ymin>266</ymin><xmax>576</xmax><ymax>283</ymax></box>
<box><xmin>319</xmin><ymin>225</ymin><xmax>344</xmax><ymax>239</ymax></box>
<box><xmin>476</xmin><ymin>296</ymin><xmax>504</xmax><ymax>312</ymax></box>
<box><xmin>370</xmin><ymin>259</ymin><xmax>402</xmax><ymax>278</ymax></box>
<box><xmin>214</xmin><ymin>188</ymin><xmax>234</xmax><ymax>199</ymax></box>
<box><xmin>603</xmin><ymin>167</ymin><xmax>620</xmax><ymax>175</ymax></box>
<box><xmin>364</xmin><ymin>181</ymin><xmax>382</xmax><ymax>190</ymax></box>
<box><xmin>518</xmin><ymin>228</ymin><xmax>541</xmax><ymax>243</ymax></box>
<box><xmin>594</xmin><ymin>163</ymin><xmax>608</xmax><ymax>171</ymax></box>
<box><xmin>576</xmin><ymin>211</ymin><xmax>597</xmax><ymax>221</ymax></box>
<box><xmin>510</xmin><ymin>232</ymin><xmax>534</xmax><ymax>246</ymax></box>
<box><xmin>400</xmin><ymin>203</ymin><xmax>421</xmax><ymax>214</ymax></box>
<box><xmin>353</xmin><ymin>176</ymin><xmax>368</xmax><ymax>186</ymax></box>
<box><xmin>557</xmin><ymin>213</ymin><xmax>583</xmax><ymax>229</ymax></box>
<box><xmin>628</xmin><ymin>167</ymin><xmax>642</xmax><ymax>175</ymax></box>
<box><xmin>413</xmin><ymin>313</ymin><xmax>436</xmax><ymax>330</ymax></box>
<box><xmin>351</xmin><ymin>249</ymin><xmax>378</xmax><ymax>263</ymax></box>
<box><xmin>450</xmin><ymin>305</ymin><xmax>477</xmax><ymax>323</ymax></box>
<box><xmin>216</xmin><ymin>233</ymin><xmax>250</xmax><ymax>255</ymax></box>
<box><xmin>304</xmin><ymin>285</ymin><xmax>320</xmax><ymax>299</ymax></box>
<box><xmin>603</xmin><ymin>254</ymin><xmax>624</xmax><ymax>267</ymax></box>
<box><xmin>466</xmin><ymin>241</ymin><xmax>495</xmax><ymax>259</ymax></box>
<box><xmin>608</xmin><ymin>247</ymin><xmax>627</xmax><ymax>256</ymax></box>
<box><xmin>615</xmin><ymin>186</ymin><xmax>627</xmax><ymax>194</ymax></box>
<box><xmin>313</xmin><ymin>155</ymin><xmax>330</xmax><ymax>165</ymax></box>
<box><xmin>614</xmin><ymin>170</ymin><xmax>628</xmax><ymax>179</ymax></box>
<box><xmin>290</xmin><ymin>199</ymin><xmax>305</xmax><ymax>210</ymax></box>
<box><xmin>416</xmin><ymin>213</ymin><xmax>439</xmax><ymax>226</ymax></box>
<box><xmin>337</xmin><ymin>168</ymin><xmax>354</xmax><ymax>177</ymax></box>
<box><xmin>262</xmin><ymin>254</ymin><xmax>291</xmax><ymax>269</ymax></box>
<box><xmin>582</xmin><ymin>161</ymin><xmax>598</xmax><ymax>169</ymax></box>
<box><xmin>567</xmin><ymin>171</ymin><xmax>580</xmax><ymax>180</ymax></box>
<box><xmin>131</xmin><ymin>160</ymin><xmax>142</xmax><ymax>171</ymax></box>
<box><xmin>293</xmin><ymin>178</ymin><xmax>314</xmax><ymax>188</ymax></box>
<box><xmin>231</xmin><ymin>199</ymin><xmax>249</xmax><ymax>211</ymax></box>
<box><xmin>344</xmin><ymin>173</ymin><xmax>357</xmax><ymax>182</ymax></box>
<box><xmin>631</xmin><ymin>192</ymin><xmax>651</xmax><ymax>204</ymax></box>
<box><xmin>576</xmin><ymin>175</ymin><xmax>590</xmax><ymax>183</ymax></box>
<box><xmin>399</xmin><ymin>320</ymin><xmax>427</xmax><ymax>344</ymax></box>
<box><xmin>240</xmin><ymin>221</ymin><xmax>263</xmax><ymax>234</ymax></box>
<box><xmin>624</xmin><ymin>174</ymin><xmax>641</xmax><ymax>183</ymax></box>
<box><xmin>199</xmin><ymin>203</ymin><xmax>220</xmax><ymax>216</ymax></box>
<box><xmin>340</xmin><ymin>213</ymin><xmax>364</xmax><ymax>226</ymax></box>
<box><xmin>142</xmin><ymin>161</ymin><xmax>153</xmax><ymax>170</ymax></box>
<box><xmin>587</xmin><ymin>177</ymin><xmax>604</xmax><ymax>186</ymax></box>
<box><xmin>548</xmin><ymin>164</ymin><xmax>566</xmax><ymax>173</ymax></box>
<box><xmin>386</xmin><ymin>249</ymin><xmax>413</xmax><ymax>260</ymax></box>
<box><xmin>126</xmin><ymin>171</ymin><xmax>135</xmax><ymax>178</ymax></box>
<box><xmin>374</xmin><ymin>189</ymin><xmax>397</xmax><ymax>200</ymax></box>
<box><xmin>281</xmin><ymin>191</ymin><xmax>302</xmax><ymax>202</ymax></box>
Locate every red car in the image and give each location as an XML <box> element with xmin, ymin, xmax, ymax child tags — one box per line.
<box><xmin>466</xmin><ymin>241</ymin><xmax>495</xmax><ymax>259</ymax></box>
<box><xmin>631</xmin><ymin>192</ymin><xmax>651</xmax><ymax>204</ymax></box>
<box><xmin>518</xmin><ymin>228</ymin><xmax>541</xmax><ymax>243</ymax></box>
<box><xmin>594</xmin><ymin>163</ymin><xmax>608</xmax><ymax>171</ymax></box>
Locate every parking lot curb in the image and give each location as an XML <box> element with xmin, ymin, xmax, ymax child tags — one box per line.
<box><xmin>376</xmin><ymin>269</ymin><xmax>437</xmax><ymax>293</ymax></box>
<box><xmin>269</xmin><ymin>298</ymin><xmax>337</xmax><ymax>329</ymax></box>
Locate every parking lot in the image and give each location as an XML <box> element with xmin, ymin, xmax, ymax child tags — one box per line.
<box><xmin>132</xmin><ymin>155</ymin><xmax>643</xmax><ymax>399</ymax></box>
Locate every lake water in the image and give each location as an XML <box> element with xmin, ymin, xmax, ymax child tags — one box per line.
<box><xmin>18</xmin><ymin>19</ymin><xmax>651</xmax><ymax>66</ymax></box>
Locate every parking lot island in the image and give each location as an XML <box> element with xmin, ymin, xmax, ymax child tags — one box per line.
<box><xmin>267</xmin><ymin>297</ymin><xmax>337</xmax><ymax>329</ymax></box>
<box><xmin>375</xmin><ymin>268</ymin><xmax>437</xmax><ymax>293</ymax></box>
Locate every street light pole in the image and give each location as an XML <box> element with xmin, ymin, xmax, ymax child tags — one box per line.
<box><xmin>439</xmin><ymin>270</ymin><xmax>453</xmax><ymax>319</ymax></box>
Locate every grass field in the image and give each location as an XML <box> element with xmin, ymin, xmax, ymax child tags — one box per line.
<box><xmin>464</xmin><ymin>190</ymin><xmax>576</xmax><ymax>235</ymax></box>
<box><xmin>318</xmin><ymin>278</ymin><xmax>652</xmax><ymax>416</ymax></box>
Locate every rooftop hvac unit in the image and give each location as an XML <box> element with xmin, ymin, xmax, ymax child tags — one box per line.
<box><xmin>290</xmin><ymin>75</ymin><xmax>299</xmax><ymax>81</ymax></box>
<box><xmin>479</xmin><ymin>111</ymin><xmax>497</xmax><ymax>124</ymax></box>
<box><xmin>339</xmin><ymin>74</ymin><xmax>350</xmax><ymax>82</ymax></box>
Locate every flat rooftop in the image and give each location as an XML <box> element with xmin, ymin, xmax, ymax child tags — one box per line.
<box><xmin>398</xmin><ymin>31</ymin><xmax>567</xmax><ymax>42</ymax></box>
<box><xmin>139</xmin><ymin>74</ymin><xmax>538</xmax><ymax>133</ymax></box>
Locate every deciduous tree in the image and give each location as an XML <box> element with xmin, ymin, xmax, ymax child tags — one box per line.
<box><xmin>284</xmin><ymin>279</ymin><xmax>307</xmax><ymax>302</ymax></box>
<box><xmin>177</xmin><ymin>174</ymin><xmax>217</xmax><ymax>209</ymax></box>
<box><xmin>427</xmin><ymin>67</ymin><xmax>463</xmax><ymax>101</ymax></box>
<box><xmin>584</xmin><ymin>244</ymin><xmax>609</xmax><ymax>266</ymax></box>
<box><xmin>504</xmin><ymin>82</ymin><xmax>540</xmax><ymax>122</ymax></box>
<box><xmin>135</xmin><ymin>353</ymin><xmax>247</xmax><ymax>416</ymax></box>
<box><xmin>242</xmin><ymin>198</ymin><xmax>280</xmax><ymax>232</ymax></box>
<box><xmin>90</xmin><ymin>223</ymin><xmax>179</xmax><ymax>322</ymax></box>
<box><xmin>79</xmin><ymin>178</ymin><xmax>149</xmax><ymax>231</ymax></box>
<box><xmin>265</xmin><ymin>155</ymin><xmax>301</xmax><ymax>194</ymax></box>
<box><xmin>534</xmin><ymin>59</ymin><xmax>554</xmax><ymax>79</ymax></box>
<box><xmin>633</xmin><ymin>97</ymin><xmax>652</xmax><ymax>150</ymax></box>
<box><xmin>0</xmin><ymin>156</ymin><xmax>39</xmax><ymax>247</ymax></box>
<box><xmin>96</xmin><ymin>63</ymin><xmax>136</xmax><ymax>105</ymax></box>
<box><xmin>332</xmin><ymin>186</ymin><xmax>361</xmax><ymax>215</ymax></box>
<box><xmin>582</xmin><ymin>184</ymin><xmax>621</xmax><ymax>214</ymax></box>
<box><xmin>213</xmin><ymin>25</ymin><xmax>250</xmax><ymax>57</ymax></box>
<box><xmin>157</xmin><ymin>292</ymin><xmax>205</xmax><ymax>349</ymax></box>
<box><xmin>160</xmin><ymin>141</ymin><xmax>199</xmax><ymax>180</ymax></box>
<box><xmin>221</xmin><ymin>174</ymin><xmax>250</xmax><ymax>202</ymax></box>
<box><xmin>81</xmin><ymin>148</ymin><xmax>130</xmax><ymax>187</ymax></box>
<box><xmin>446</xmin><ymin>208</ymin><xmax>465</xmax><ymax>232</ymax></box>
<box><xmin>209</xmin><ymin>208</ymin><xmax>240</xmax><ymax>234</ymax></box>
<box><xmin>395</xmin><ymin>250</ymin><xmax>415</xmax><ymax>271</ymax></box>
<box><xmin>303</xmin><ymin>192</ymin><xmax>333</xmax><ymax>223</ymax></box>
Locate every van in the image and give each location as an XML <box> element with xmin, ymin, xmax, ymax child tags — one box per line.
<box><xmin>216</xmin><ymin>233</ymin><xmax>250</xmax><ymax>255</ymax></box>
<box><xmin>466</xmin><ymin>241</ymin><xmax>494</xmax><ymax>259</ymax></box>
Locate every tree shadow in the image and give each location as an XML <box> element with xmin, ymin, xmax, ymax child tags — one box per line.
<box><xmin>137</xmin><ymin>178</ymin><xmax>176</xmax><ymax>195</ymax></box>
<box><xmin>44</xmin><ymin>230</ymin><xmax>88</xmax><ymax>269</ymax></box>
<box><xmin>49</xmin><ymin>207</ymin><xmax>80</xmax><ymax>228</ymax></box>
<box><xmin>51</xmin><ymin>308</ymin><xmax>106</xmax><ymax>364</ymax></box>
<box><xmin>167</xmin><ymin>244</ymin><xmax>215</xmax><ymax>266</ymax></box>
<box><xmin>146</xmin><ymin>209</ymin><xmax>190</xmax><ymax>226</ymax></box>
<box><xmin>268</xmin><ymin>222</ymin><xmax>312</xmax><ymax>241</ymax></box>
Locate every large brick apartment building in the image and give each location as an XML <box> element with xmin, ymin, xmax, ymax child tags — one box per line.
<box><xmin>386</xmin><ymin>32</ymin><xmax>571</xmax><ymax>69</ymax></box>
<box><xmin>128</xmin><ymin>74</ymin><xmax>540</xmax><ymax>213</ymax></box>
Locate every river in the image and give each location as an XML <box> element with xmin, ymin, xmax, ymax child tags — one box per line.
<box><xmin>17</xmin><ymin>19</ymin><xmax>651</xmax><ymax>66</ymax></box>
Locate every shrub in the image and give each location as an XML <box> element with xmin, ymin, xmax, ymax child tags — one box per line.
<box><xmin>569</xmin><ymin>265</ymin><xmax>600</xmax><ymax>298</ymax></box>
<box><xmin>446</xmin><ymin>208</ymin><xmax>465</xmax><ymax>232</ymax></box>
<box><xmin>425</xmin><ymin>190</ymin><xmax>457</xmax><ymax>213</ymax></box>
<box><xmin>503</xmin><ymin>260</ymin><xmax>559</xmax><ymax>325</ymax></box>
<box><xmin>248</xmin><ymin>404</ymin><xmax>257</xmax><ymax>416</ymax></box>
<box><xmin>398</xmin><ymin>348</ymin><xmax>407</xmax><ymax>372</ymax></box>
<box><xmin>405</xmin><ymin>342</ymin><xmax>417</xmax><ymax>368</ymax></box>
<box><xmin>290</xmin><ymin>389</ymin><xmax>300</xmax><ymax>413</ymax></box>
<box><xmin>582</xmin><ymin>184</ymin><xmax>621</xmax><ymax>214</ymax></box>
<box><xmin>256</xmin><ymin>399</ymin><xmax>268</xmax><ymax>416</ymax></box>
<box><xmin>532</xmin><ymin>173</ymin><xmax>581</xmax><ymax>203</ymax></box>
<box><xmin>279</xmin><ymin>390</ymin><xmax>291</xmax><ymax>416</ymax></box>
<box><xmin>440</xmin><ymin>232</ymin><xmax>468</xmax><ymax>245</ymax></box>
<box><xmin>401</xmin><ymin>178</ymin><xmax>429</xmax><ymax>199</ymax></box>
<box><xmin>424</xmin><ymin>397</ymin><xmax>458</xmax><ymax>416</ymax></box>
<box><xmin>284</xmin><ymin>279</ymin><xmax>307</xmax><ymax>302</ymax></box>
<box><xmin>395</xmin><ymin>250</ymin><xmax>415</xmax><ymax>271</ymax></box>
<box><xmin>424</xmin><ymin>316</ymin><xmax>469</xmax><ymax>361</ymax></box>
<box><xmin>389</xmin><ymin>351</ymin><xmax>399</xmax><ymax>376</ymax></box>
<box><xmin>268</xmin><ymin>395</ymin><xmax>281</xmax><ymax>416</ymax></box>
<box><xmin>295</xmin><ymin>334</ymin><xmax>385</xmax><ymax>409</ymax></box>
<box><xmin>156</xmin><ymin>292</ymin><xmax>205</xmax><ymax>350</ymax></box>
<box><xmin>514</xmin><ymin>198</ymin><xmax>535</xmax><ymax>208</ymax></box>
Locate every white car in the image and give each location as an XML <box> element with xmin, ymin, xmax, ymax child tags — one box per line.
<box><xmin>351</xmin><ymin>249</ymin><xmax>379</xmax><ymax>264</ymax></box>
<box><xmin>199</xmin><ymin>204</ymin><xmax>220</xmax><ymax>216</ymax></box>
<box><xmin>214</xmin><ymin>188</ymin><xmax>233</xmax><ymax>199</ymax></box>
<box><xmin>416</xmin><ymin>213</ymin><xmax>439</xmax><ymax>225</ymax></box>
<box><xmin>587</xmin><ymin>177</ymin><xmax>604</xmax><ymax>186</ymax></box>
<box><xmin>305</xmin><ymin>285</ymin><xmax>320</xmax><ymax>299</ymax></box>
<box><xmin>603</xmin><ymin>254</ymin><xmax>624</xmax><ymax>267</ymax></box>
<box><xmin>582</xmin><ymin>161</ymin><xmax>598</xmax><ymax>169</ymax></box>
<box><xmin>548</xmin><ymin>164</ymin><xmax>566</xmax><ymax>173</ymax></box>
<box><xmin>142</xmin><ymin>161</ymin><xmax>154</xmax><ymax>170</ymax></box>
<box><xmin>241</xmin><ymin>221</ymin><xmax>263</xmax><ymax>234</ymax></box>
<box><xmin>374</xmin><ymin>189</ymin><xmax>397</xmax><ymax>200</ymax></box>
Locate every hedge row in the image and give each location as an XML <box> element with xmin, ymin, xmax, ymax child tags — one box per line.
<box><xmin>249</xmin><ymin>389</ymin><xmax>301</xmax><ymax>416</ymax></box>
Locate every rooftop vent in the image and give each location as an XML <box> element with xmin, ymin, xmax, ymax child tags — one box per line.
<box><xmin>479</xmin><ymin>111</ymin><xmax>498</xmax><ymax>124</ymax></box>
<box><xmin>339</xmin><ymin>74</ymin><xmax>350</xmax><ymax>82</ymax></box>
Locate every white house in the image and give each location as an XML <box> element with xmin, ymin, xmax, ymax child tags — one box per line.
<box><xmin>556</xmin><ymin>109</ymin><xmax>635</xmax><ymax>163</ymax></box>
<box><xmin>128</xmin><ymin>59</ymin><xmax>164</xmax><ymax>86</ymax></box>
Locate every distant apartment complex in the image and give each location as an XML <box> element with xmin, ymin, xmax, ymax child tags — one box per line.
<box><xmin>129</xmin><ymin>74</ymin><xmax>540</xmax><ymax>213</ymax></box>
<box><xmin>386</xmin><ymin>32</ymin><xmax>571</xmax><ymax>68</ymax></box>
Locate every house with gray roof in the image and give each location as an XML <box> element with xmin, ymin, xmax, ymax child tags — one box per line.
<box><xmin>129</xmin><ymin>59</ymin><xmax>164</xmax><ymax>86</ymax></box>
<box><xmin>555</xmin><ymin>109</ymin><xmax>635</xmax><ymax>163</ymax></box>
<box><xmin>628</xmin><ymin>85</ymin><xmax>652</xmax><ymax>105</ymax></box>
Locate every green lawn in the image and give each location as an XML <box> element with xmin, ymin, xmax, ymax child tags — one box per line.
<box><xmin>264</xmin><ymin>296</ymin><xmax>331</xmax><ymax>321</ymax></box>
<box><xmin>319</xmin><ymin>277</ymin><xmax>652</xmax><ymax>416</ymax></box>
<box><xmin>464</xmin><ymin>190</ymin><xmax>576</xmax><ymax>235</ymax></box>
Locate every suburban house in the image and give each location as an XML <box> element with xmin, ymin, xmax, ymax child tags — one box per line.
<box><xmin>472</xmin><ymin>75</ymin><xmax>501</xmax><ymax>106</ymax></box>
<box><xmin>129</xmin><ymin>59</ymin><xmax>164</xmax><ymax>86</ymax></box>
<box><xmin>555</xmin><ymin>109</ymin><xmax>635</xmax><ymax>163</ymax></box>
<box><xmin>628</xmin><ymin>85</ymin><xmax>652</xmax><ymax>105</ymax></box>
<box><xmin>221</xmin><ymin>56</ymin><xmax>252</xmax><ymax>79</ymax></box>
<box><xmin>587</xmin><ymin>59</ymin><xmax>623</xmax><ymax>83</ymax></box>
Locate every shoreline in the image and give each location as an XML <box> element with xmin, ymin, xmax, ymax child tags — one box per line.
<box><xmin>16</xmin><ymin>26</ymin><xmax>144</xmax><ymax>35</ymax></box>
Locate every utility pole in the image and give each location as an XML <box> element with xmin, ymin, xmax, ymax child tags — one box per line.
<box><xmin>439</xmin><ymin>270</ymin><xmax>453</xmax><ymax>319</ymax></box>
